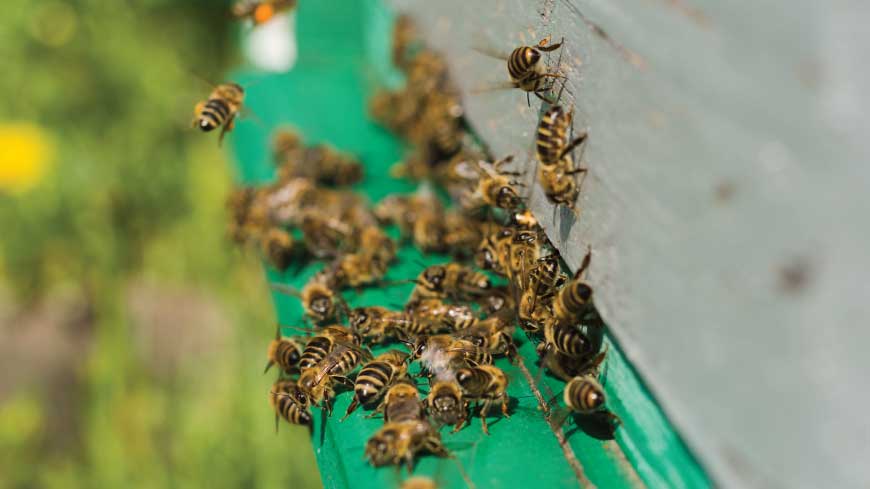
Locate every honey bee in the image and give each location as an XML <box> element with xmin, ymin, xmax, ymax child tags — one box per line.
<box><xmin>472</xmin><ymin>156</ymin><xmax>525</xmax><ymax>211</ymax></box>
<box><xmin>226</xmin><ymin>187</ymin><xmax>268</xmax><ymax>244</ymax></box>
<box><xmin>329</xmin><ymin>227</ymin><xmax>397</xmax><ymax>289</ymax></box>
<box><xmin>297</xmin><ymin>343</ymin><xmax>369</xmax><ymax>413</ymax></box>
<box><xmin>409</xmin><ymin>263</ymin><xmax>492</xmax><ymax>303</ymax></box>
<box><xmin>408</xmin><ymin>335</ymin><xmax>493</xmax><ymax>381</ymax></box>
<box><xmin>264</xmin><ymin>325</ymin><xmax>303</xmax><ymax>375</ymax></box>
<box><xmin>272</xmin><ymin>274</ymin><xmax>348</xmax><ymax>325</ymax></box>
<box><xmin>563</xmin><ymin>375</ymin><xmax>607</xmax><ymax>414</ymax></box>
<box><xmin>260</xmin><ymin>227</ymin><xmax>296</xmax><ymax>271</ymax></box>
<box><xmin>507</xmin><ymin>36</ymin><xmax>565</xmax><ymax>104</ymax></box>
<box><xmin>405</xmin><ymin>299</ymin><xmax>477</xmax><ymax>334</ymax></box>
<box><xmin>443</xmin><ymin>211</ymin><xmax>493</xmax><ymax>257</ymax></box>
<box><xmin>232</xmin><ymin>0</ymin><xmax>297</xmax><ymax>26</ymax></box>
<box><xmin>454</xmin><ymin>365</ymin><xmax>510</xmax><ymax>434</ymax></box>
<box><xmin>540</xmin><ymin>319</ymin><xmax>594</xmax><ymax>359</ymax></box>
<box><xmin>375</xmin><ymin>189</ymin><xmax>446</xmax><ymax>251</ymax></box>
<box><xmin>365</xmin><ymin>419</ymin><xmax>449</xmax><ymax>470</ymax></box>
<box><xmin>348</xmin><ymin>306</ymin><xmax>409</xmax><ymax>344</ymax></box>
<box><xmin>276</xmin><ymin>143</ymin><xmax>363</xmax><ymax>187</ymax></box>
<box><xmin>453</xmin><ymin>314</ymin><xmax>517</xmax><ymax>359</ymax></box>
<box><xmin>518</xmin><ymin>255</ymin><xmax>566</xmax><ymax>328</ymax></box>
<box><xmin>537</xmin><ymin>165</ymin><xmax>581</xmax><ymax>211</ymax></box>
<box><xmin>539</xmin><ymin>348</ymin><xmax>606</xmax><ymax>383</ymax></box>
<box><xmin>297</xmin><ymin>325</ymin><xmax>360</xmax><ymax>370</ymax></box>
<box><xmin>269</xmin><ymin>379</ymin><xmax>312</xmax><ymax>430</ymax></box>
<box><xmin>192</xmin><ymin>82</ymin><xmax>244</xmax><ymax>145</ymax></box>
<box><xmin>552</xmin><ymin>248</ymin><xmax>602</xmax><ymax>327</ymax></box>
<box><xmin>426</xmin><ymin>380</ymin><xmax>467</xmax><ymax>430</ymax></box>
<box><xmin>378</xmin><ymin>380</ymin><xmax>426</xmax><ymax>423</ymax></box>
<box><xmin>536</xmin><ymin>106</ymin><xmax>588</xmax><ymax>166</ymax></box>
<box><xmin>271</xmin><ymin>128</ymin><xmax>303</xmax><ymax>164</ymax></box>
<box><xmin>343</xmin><ymin>350</ymin><xmax>409</xmax><ymax>420</ymax></box>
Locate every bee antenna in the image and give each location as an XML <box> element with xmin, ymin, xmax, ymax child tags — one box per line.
<box><xmin>271</xmin><ymin>283</ymin><xmax>302</xmax><ymax>298</ymax></box>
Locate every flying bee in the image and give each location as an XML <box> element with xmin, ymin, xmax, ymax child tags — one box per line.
<box><xmin>409</xmin><ymin>263</ymin><xmax>492</xmax><ymax>303</ymax></box>
<box><xmin>454</xmin><ymin>365</ymin><xmax>510</xmax><ymax>434</ymax></box>
<box><xmin>472</xmin><ymin>156</ymin><xmax>525</xmax><ymax>211</ymax></box>
<box><xmin>552</xmin><ymin>248</ymin><xmax>603</xmax><ymax>327</ymax></box>
<box><xmin>260</xmin><ymin>227</ymin><xmax>296</xmax><ymax>271</ymax></box>
<box><xmin>192</xmin><ymin>82</ymin><xmax>244</xmax><ymax>145</ymax></box>
<box><xmin>426</xmin><ymin>380</ymin><xmax>467</xmax><ymax>430</ymax></box>
<box><xmin>342</xmin><ymin>350</ymin><xmax>409</xmax><ymax>420</ymax></box>
<box><xmin>232</xmin><ymin>0</ymin><xmax>297</xmax><ymax>26</ymax></box>
<box><xmin>365</xmin><ymin>419</ymin><xmax>449</xmax><ymax>471</ymax></box>
<box><xmin>297</xmin><ymin>325</ymin><xmax>360</xmax><ymax>370</ymax></box>
<box><xmin>269</xmin><ymin>379</ymin><xmax>312</xmax><ymax>431</ymax></box>
<box><xmin>297</xmin><ymin>343</ymin><xmax>370</xmax><ymax>413</ymax></box>
<box><xmin>405</xmin><ymin>298</ymin><xmax>477</xmax><ymax>334</ymax></box>
<box><xmin>264</xmin><ymin>325</ymin><xmax>303</xmax><ymax>375</ymax></box>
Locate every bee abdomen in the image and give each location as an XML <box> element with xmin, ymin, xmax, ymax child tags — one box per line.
<box><xmin>566</xmin><ymin>376</ymin><xmax>605</xmax><ymax>413</ymax></box>
<box><xmin>299</xmin><ymin>338</ymin><xmax>331</xmax><ymax>369</ymax></box>
<box><xmin>355</xmin><ymin>362</ymin><xmax>393</xmax><ymax>404</ymax></box>
<box><xmin>508</xmin><ymin>46</ymin><xmax>537</xmax><ymax>81</ymax></box>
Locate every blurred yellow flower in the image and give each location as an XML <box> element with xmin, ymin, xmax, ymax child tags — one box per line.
<box><xmin>0</xmin><ymin>123</ymin><xmax>55</xmax><ymax>193</ymax></box>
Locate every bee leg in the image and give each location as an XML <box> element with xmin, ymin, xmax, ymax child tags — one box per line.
<box><xmin>479</xmin><ymin>403</ymin><xmax>491</xmax><ymax>435</ymax></box>
<box><xmin>538</xmin><ymin>36</ymin><xmax>564</xmax><ymax>52</ymax></box>
<box><xmin>341</xmin><ymin>398</ymin><xmax>359</xmax><ymax>422</ymax></box>
<box><xmin>333</xmin><ymin>375</ymin><xmax>354</xmax><ymax>389</ymax></box>
<box><xmin>218</xmin><ymin>114</ymin><xmax>236</xmax><ymax>146</ymax></box>
<box><xmin>533</xmin><ymin>90</ymin><xmax>557</xmax><ymax>105</ymax></box>
<box><xmin>501</xmin><ymin>396</ymin><xmax>511</xmax><ymax>419</ymax></box>
<box><xmin>404</xmin><ymin>453</ymin><xmax>416</xmax><ymax>472</ymax></box>
<box><xmin>526</xmin><ymin>91</ymin><xmax>532</xmax><ymax>107</ymax></box>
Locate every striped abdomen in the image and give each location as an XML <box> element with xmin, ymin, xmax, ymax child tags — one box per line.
<box><xmin>536</xmin><ymin>106</ymin><xmax>572</xmax><ymax>166</ymax></box>
<box><xmin>564</xmin><ymin>375</ymin><xmax>606</xmax><ymax>413</ymax></box>
<box><xmin>197</xmin><ymin>98</ymin><xmax>231</xmax><ymax>132</ymax></box>
<box><xmin>325</xmin><ymin>348</ymin><xmax>365</xmax><ymax>377</ymax></box>
<box><xmin>272</xmin><ymin>391</ymin><xmax>312</xmax><ymax>426</ymax></box>
<box><xmin>268</xmin><ymin>339</ymin><xmax>301</xmax><ymax>372</ymax></box>
<box><xmin>354</xmin><ymin>361</ymin><xmax>396</xmax><ymax>406</ymax></box>
<box><xmin>507</xmin><ymin>46</ymin><xmax>542</xmax><ymax>88</ymax></box>
<box><xmin>537</xmin><ymin>165</ymin><xmax>578</xmax><ymax>206</ymax></box>
<box><xmin>553</xmin><ymin>279</ymin><xmax>594</xmax><ymax>322</ymax></box>
<box><xmin>299</xmin><ymin>336</ymin><xmax>332</xmax><ymax>370</ymax></box>
<box><xmin>550</xmin><ymin>322</ymin><xmax>592</xmax><ymax>357</ymax></box>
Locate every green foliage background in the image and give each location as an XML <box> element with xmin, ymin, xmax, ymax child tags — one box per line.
<box><xmin>0</xmin><ymin>1</ymin><xmax>319</xmax><ymax>487</ymax></box>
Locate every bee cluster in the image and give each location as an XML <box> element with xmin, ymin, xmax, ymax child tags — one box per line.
<box><xmin>222</xmin><ymin>9</ymin><xmax>616</xmax><ymax>475</ymax></box>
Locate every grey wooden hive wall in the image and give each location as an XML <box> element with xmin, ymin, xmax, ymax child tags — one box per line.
<box><xmin>388</xmin><ymin>0</ymin><xmax>870</xmax><ymax>487</ymax></box>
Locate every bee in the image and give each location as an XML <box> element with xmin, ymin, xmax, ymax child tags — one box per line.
<box><xmin>443</xmin><ymin>211</ymin><xmax>493</xmax><ymax>257</ymax></box>
<box><xmin>409</xmin><ymin>263</ymin><xmax>492</xmax><ymax>303</ymax></box>
<box><xmin>472</xmin><ymin>156</ymin><xmax>525</xmax><ymax>211</ymax></box>
<box><xmin>518</xmin><ymin>255</ymin><xmax>566</xmax><ymax>328</ymax></box>
<box><xmin>232</xmin><ymin>0</ymin><xmax>297</xmax><ymax>26</ymax></box>
<box><xmin>564</xmin><ymin>375</ymin><xmax>608</xmax><ymax>415</ymax></box>
<box><xmin>365</xmin><ymin>420</ymin><xmax>449</xmax><ymax>470</ymax></box>
<box><xmin>551</xmin><ymin>248</ymin><xmax>602</xmax><ymax>327</ymax></box>
<box><xmin>297</xmin><ymin>325</ymin><xmax>360</xmax><ymax>370</ymax></box>
<box><xmin>405</xmin><ymin>299</ymin><xmax>477</xmax><ymax>334</ymax></box>
<box><xmin>475</xmin><ymin>284</ymin><xmax>516</xmax><ymax>316</ymax></box>
<box><xmin>454</xmin><ymin>365</ymin><xmax>510</xmax><ymax>434</ymax></box>
<box><xmin>507</xmin><ymin>36</ymin><xmax>566</xmax><ymax>104</ymax></box>
<box><xmin>192</xmin><ymin>82</ymin><xmax>244</xmax><ymax>145</ymax></box>
<box><xmin>536</xmin><ymin>106</ymin><xmax>588</xmax><ymax>167</ymax></box>
<box><xmin>348</xmin><ymin>306</ymin><xmax>414</xmax><ymax>344</ymax></box>
<box><xmin>272</xmin><ymin>274</ymin><xmax>348</xmax><ymax>325</ymax></box>
<box><xmin>332</xmin><ymin>227</ymin><xmax>397</xmax><ymax>289</ymax></box>
<box><xmin>264</xmin><ymin>325</ymin><xmax>303</xmax><ymax>375</ymax></box>
<box><xmin>342</xmin><ymin>350</ymin><xmax>409</xmax><ymax>420</ymax></box>
<box><xmin>260</xmin><ymin>227</ymin><xmax>296</xmax><ymax>271</ymax></box>
<box><xmin>426</xmin><ymin>380</ymin><xmax>467</xmax><ymax>430</ymax></box>
<box><xmin>297</xmin><ymin>343</ymin><xmax>369</xmax><ymax>413</ymax></box>
<box><xmin>226</xmin><ymin>187</ymin><xmax>268</xmax><ymax>244</ymax></box>
<box><xmin>269</xmin><ymin>379</ymin><xmax>312</xmax><ymax>430</ymax></box>
<box><xmin>280</xmin><ymin>144</ymin><xmax>363</xmax><ymax>187</ymax></box>
<box><xmin>539</xmin><ymin>347</ymin><xmax>606</xmax><ymax>382</ymax></box>
<box><xmin>408</xmin><ymin>335</ymin><xmax>493</xmax><ymax>381</ymax></box>
<box><xmin>271</xmin><ymin>127</ymin><xmax>303</xmax><ymax>165</ymax></box>
<box><xmin>378</xmin><ymin>380</ymin><xmax>426</xmax><ymax>423</ymax></box>
<box><xmin>537</xmin><ymin>165</ymin><xmax>581</xmax><ymax>211</ymax></box>
<box><xmin>509</xmin><ymin>209</ymin><xmax>539</xmax><ymax>230</ymax></box>
<box><xmin>540</xmin><ymin>319</ymin><xmax>594</xmax><ymax>359</ymax></box>
<box><xmin>453</xmin><ymin>314</ymin><xmax>517</xmax><ymax>358</ymax></box>
<box><xmin>375</xmin><ymin>189</ymin><xmax>446</xmax><ymax>250</ymax></box>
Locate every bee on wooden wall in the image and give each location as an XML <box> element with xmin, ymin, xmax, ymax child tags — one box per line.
<box><xmin>475</xmin><ymin>36</ymin><xmax>566</xmax><ymax>105</ymax></box>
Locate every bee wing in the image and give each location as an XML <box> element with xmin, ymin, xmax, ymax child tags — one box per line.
<box><xmin>470</xmin><ymin>32</ymin><xmax>510</xmax><ymax>61</ymax></box>
<box><xmin>469</xmin><ymin>80</ymin><xmax>518</xmax><ymax>95</ymax></box>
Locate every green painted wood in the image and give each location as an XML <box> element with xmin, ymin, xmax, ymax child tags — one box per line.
<box><xmin>227</xmin><ymin>1</ymin><xmax>711</xmax><ymax>487</ymax></box>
